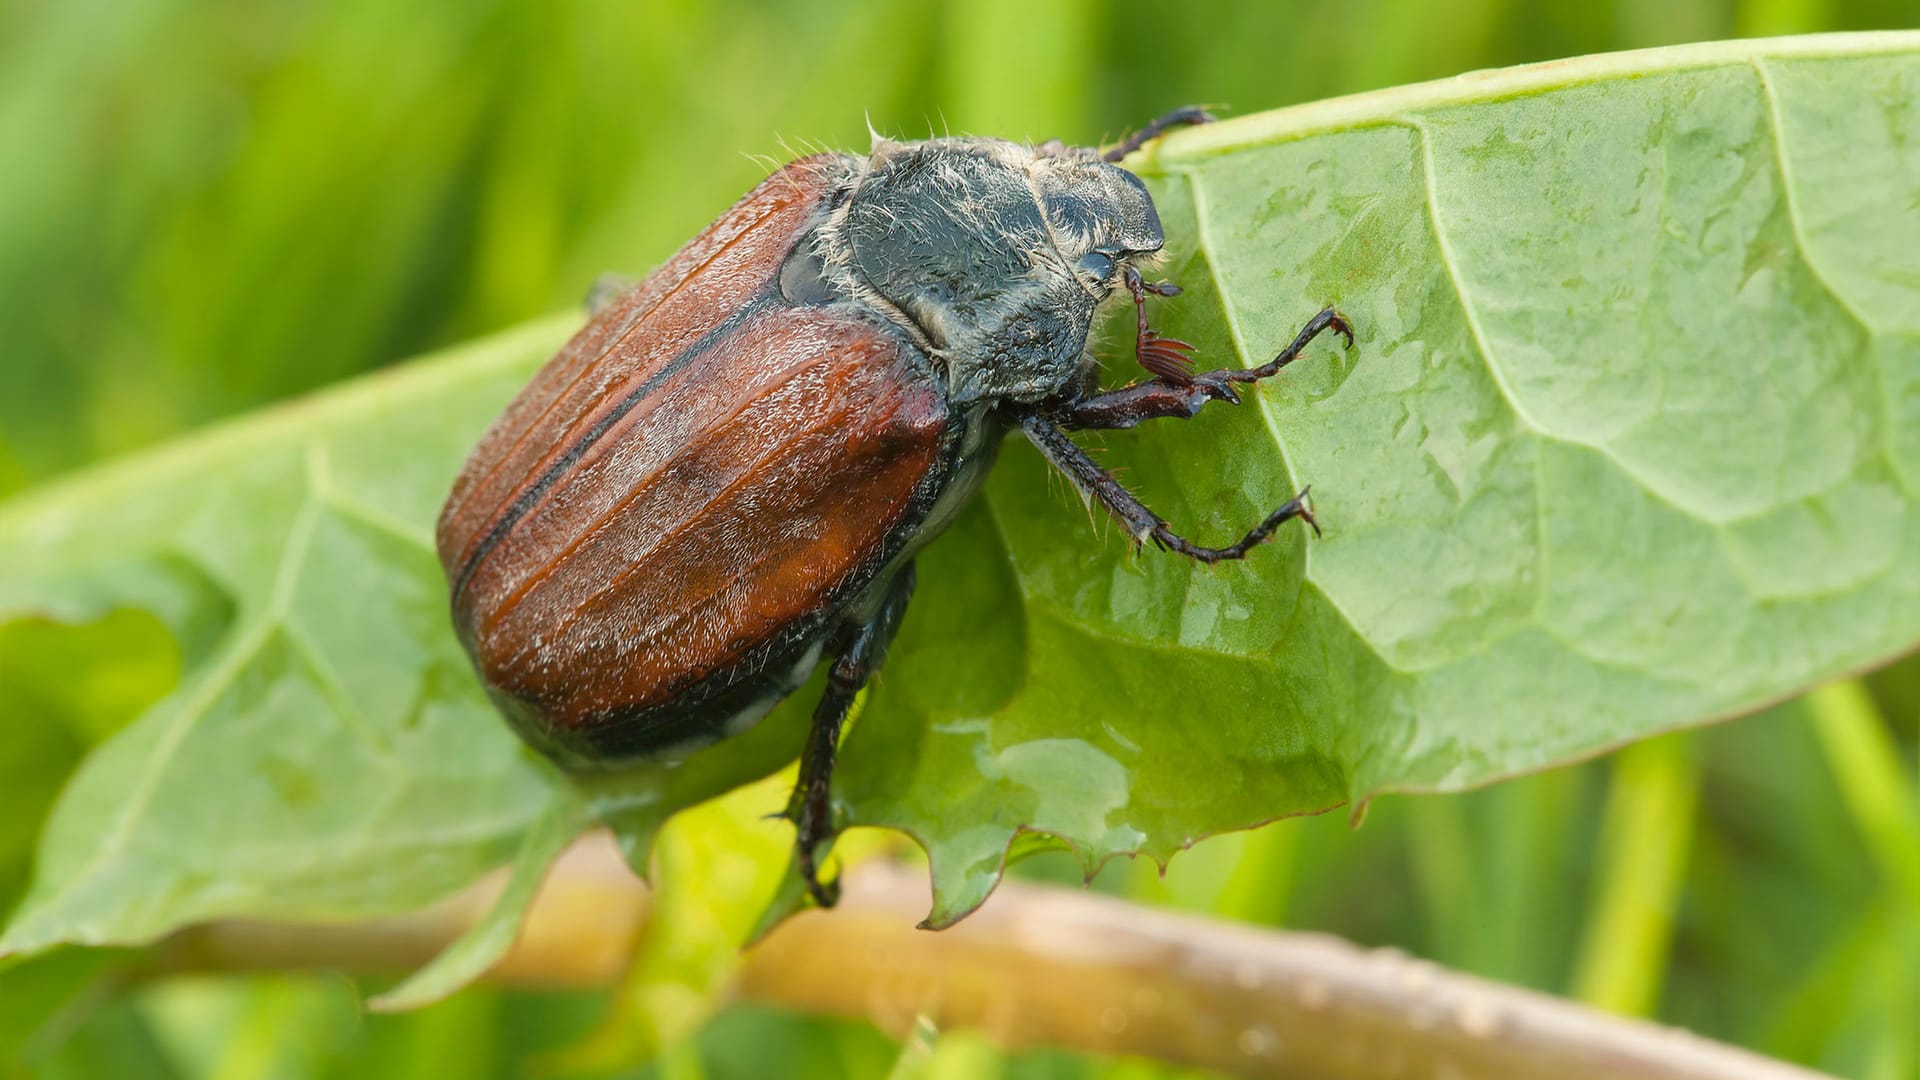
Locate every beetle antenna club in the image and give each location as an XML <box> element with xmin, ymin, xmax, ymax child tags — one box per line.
<box><xmin>436</xmin><ymin>108</ymin><xmax>1356</xmax><ymax>909</ymax></box>
<box><xmin>1123</xmin><ymin>263</ymin><xmax>1196</xmax><ymax>383</ymax></box>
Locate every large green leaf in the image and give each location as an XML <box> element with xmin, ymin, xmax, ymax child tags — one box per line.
<box><xmin>845</xmin><ymin>33</ymin><xmax>1920</xmax><ymax>922</ymax></box>
<box><xmin>3</xmin><ymin>34</ymin><xmax>1916</xmax><ymax>958</ymax></box>
<box><xmin>0</xmin><ymin>323</ymin><xmax>572</xmax><ymax>954</ymax></box>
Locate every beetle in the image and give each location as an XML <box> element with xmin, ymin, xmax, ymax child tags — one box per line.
<box><xmin>436</xmin><ymin>107</ymin><xmax>1353</xmax><ymax>907</ymax></box>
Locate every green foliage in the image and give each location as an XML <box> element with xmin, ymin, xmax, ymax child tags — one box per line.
<box><xmin>9</xmin><ymin>34</ymin><xmax>1917</xmax><ymax>973</ymax></box>
<box><xmin>0</xmin><ymin>324</ymin><xmax>571</xmax><ymax>954</ymax></box>
<box><xmin>850</xmin><ymin>40</ymin><xmax>1920</xmax><ymax>924</ymax></box>
<box><xmin>2</xmin><ymin>1</ymin><xmax>1917</xmax><ymax>1078</ymax></box>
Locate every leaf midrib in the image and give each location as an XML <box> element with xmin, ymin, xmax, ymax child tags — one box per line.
<box><xmin>1146</xmin><ymin>31</ymin><xmax>1920</xmax><ymax>167</ymax></box>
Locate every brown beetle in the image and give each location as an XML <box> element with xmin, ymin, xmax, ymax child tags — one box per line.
<box><xmin>436</xmin><ymin>108</ymin><xmax>1352</xmax><ymax>905</ymax></box>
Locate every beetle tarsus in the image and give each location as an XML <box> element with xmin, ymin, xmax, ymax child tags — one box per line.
<box><xmin>784</xmin><ymin>564</ymin><xmax>917</xmax><ymax>908</ymax></box>
<box><xmin>1211</xmin><ymin>305</ymin><xmax>1353</xmax><ymax>386</ymax></box>
<box><xmin>1020</xmin><ymin>414</ymin><xmax>1319</xmax><ymax>563</ymax></box>
<box><xmin>1149</xmin><ymin>487</ymin><xmax>1317</xmax><ymax>561</ymax></box>
<box><xmin>1103</xmin><ymin>105</ymin><xmax>1219</xmax><ymax>162</ymax></box>
<box><xmin>788</xmin><ymin>672</ymin><xmax>857</xmax><ymax>907</ymax></box>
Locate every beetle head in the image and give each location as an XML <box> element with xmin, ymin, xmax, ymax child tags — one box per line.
<box><xmin>1030</xmin><ymin>154</ymin><xmax>1166</xmax><ymax>292</ymax></box>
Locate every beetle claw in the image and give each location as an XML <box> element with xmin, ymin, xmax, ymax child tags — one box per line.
<box><xmin>1328</xmin><ymin>309</ymin><xmax>1356</xmax><ymax>349</ymax></box>
<box><xmin>1290</xmin><ymin>485</ymin><xmax>1321</xmax><ymax>538</ymax></box>
<box><xmin>795</xmin><ymin>828</ymin><xmax>842</xmax><ymax>907</ymax></box>
<box><xmin>805</xmin><ymin>863</ymin><xmax>842</xmax><ymax>907</ymax></box>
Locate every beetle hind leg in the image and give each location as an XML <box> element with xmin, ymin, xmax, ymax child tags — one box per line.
<box><xmin>783</xmin><ymin>564</ymin><xmax>916</xmax><ymax>907</ymax></box>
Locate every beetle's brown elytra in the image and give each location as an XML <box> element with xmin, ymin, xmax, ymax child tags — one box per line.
<box><xmin>437</xmin><ymin>108</ymin><xmax>1354</xmax><ymax>907</ymax></box>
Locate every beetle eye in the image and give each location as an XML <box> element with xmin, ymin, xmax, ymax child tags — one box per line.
<box><xmin>1077</xmin><ymin>251</ymin><xmax>1115</xmax><ymax>280</ymax></box>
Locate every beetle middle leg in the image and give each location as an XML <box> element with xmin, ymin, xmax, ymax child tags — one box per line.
<box><xmin>783</xmin><ymin>563</ymin><xmax>916</xmax><ymax>907</ymax></box>
<box><xmin>1058</xmin><ymin>305</ymin><xmax>1354</xmax><ymax>431</ymax></box>
<box><xmin>1020</xmin><ymin>413</ymin><xmax>1318</xmax><ymax>561</ymax></box>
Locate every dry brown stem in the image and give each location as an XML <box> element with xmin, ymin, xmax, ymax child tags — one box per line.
<box><xmin>154</xmin><ymin>833</ymin><xmax>1832</xmax><ymax>1080</ymax></box>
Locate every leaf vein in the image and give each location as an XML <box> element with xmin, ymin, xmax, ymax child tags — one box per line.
<box><xmin>283</xmin><ymin>620</ymin><xmax>399</xmax><ymax>761</ymax></box>
<box><xmin>308</xmin><ymin>446</ymin><xmax>439</xmax><ymax>554</ymax></box>
<box><xmin>1750</xmin><ymin>57</ymin><xmax>1913</xmax><ymax>503</ymax></box>
<box><xmin>13</xmin><ymin>496</ymin><xmax>325</xmax><ymax>933</ymax></box>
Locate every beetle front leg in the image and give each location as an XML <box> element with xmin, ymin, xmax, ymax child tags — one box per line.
<box><xmin>1102</xmin><ymin>105</ymin><xmax>1218</xmax><ymax>162</ymax></box>
<box><xmin>1020</xmin><ymin>414</ymin><xmax>1319</xmax><ymax>561</ymax></box>
<box><xmin>1050</xmin><ymin>379</ymin><xmax>1233</xmax><ymax>431</ymax></box>
<box><xmin>1057</xmin><ymin>305</ymin><xmax>1355</xmax><ymax>431</ymax></box>
<box><xmin>784</xmin><ymin>563</ymin><xmax>916</xmax><ymax>907</ymax></box>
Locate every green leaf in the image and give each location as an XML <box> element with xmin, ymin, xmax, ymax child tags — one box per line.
<box><xmin>3</xmin><ymin>33</ymin><xmax>1918</xmax><ymax>961</ymax></box>
<box><xmin>0</xmin><ymin>320</ymin><xmax>583</xmax><ymax>957</ymax></box>
<box><xmin>0</xmin><ymin>610</ymin><xmax>177</xmax><ymax>909</ymax></box>
<box><xmin>368</xmin><ymin>785</ymin><xmax>591</xmax><ymax>1012</ymax></box>
<box><xmin>840</xmin><ymin>33</ymin><xmax>1920</xmax><ymax>921</ymax></box>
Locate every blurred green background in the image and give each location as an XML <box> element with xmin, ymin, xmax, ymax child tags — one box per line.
<box><xmin>3</xmin><ymin>0</ymin><xmax>1917</xmax><ymax>1077</ymax></box>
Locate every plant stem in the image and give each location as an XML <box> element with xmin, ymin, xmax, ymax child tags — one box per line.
<box><xmin>150</xmin><ymin>833</ymin><xmax>1834</xmax><ymax>1080</ymax></box>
